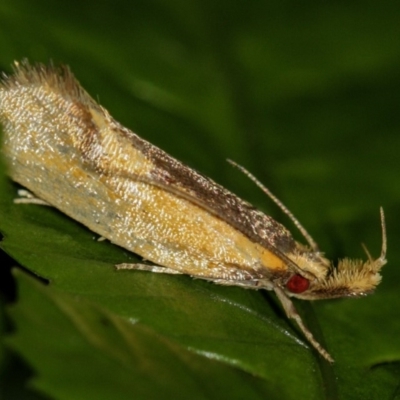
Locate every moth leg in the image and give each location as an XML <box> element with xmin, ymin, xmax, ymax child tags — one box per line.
<box><xmin>115</xmin><ymin>263</ymin><xmax>182</xmax><ymax>274</ymax></box>
<box><xmin>274</xmin><ymin>286</ymin><xmax>334</xmax><ymax>363</ymax></box>
<box><xmin>205</xmin><ymin>279</ymin><xmax>259</xmax><ymax>289</ymax></box>
<box><xmin>14</xmin><ymin>189</ymin><xmax>50</xmax><ymax>206</ymax></box>
<box><xmin>115</xmin><ymin>264</ymin><xmax>259</xmax><ymax>287</ymax></box>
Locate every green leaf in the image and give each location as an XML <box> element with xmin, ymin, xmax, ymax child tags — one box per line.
<box><xmin>1</xmin><ymin>0</ymin><xmax>400</xmax><ymax>399</ymax></box>
<box><xmin>7</xmin><ymin>271</ymin><xmax>281</xmax><ymax>400</ymax></box>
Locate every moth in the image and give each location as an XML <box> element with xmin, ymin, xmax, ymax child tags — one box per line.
<box><xmin>0</xmin><ymin>61</ymin><xmax>387</xmax><ymax>362</ymax></box>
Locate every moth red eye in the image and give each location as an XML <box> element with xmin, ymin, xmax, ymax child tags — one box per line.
<box><xmin>286</xmin><ymin>274</ymin><xmax>310</xmax><ymax>293</ymax></box>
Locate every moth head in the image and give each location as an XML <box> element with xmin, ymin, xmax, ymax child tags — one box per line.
<box><xmin>284</xmin><ymin>208</ymin><xmax>387</xmax><ymax>300</ymax></box>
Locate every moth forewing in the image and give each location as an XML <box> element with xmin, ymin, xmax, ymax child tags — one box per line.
<box><xmin>0</xmin><ymin>61</ymin><xmax>387</xmax><ymax>364</ymax></box>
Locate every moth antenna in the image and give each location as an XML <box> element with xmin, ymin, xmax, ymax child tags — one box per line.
<box><xmin>363</xmin><ymin>207</ymin><xmax>387</xmax><ymax>270</ymax></box>
<box><xmin>227</xmin><ymin>159</ymin><xmax>319</xmax><ymax>252</ymax></box>
<box><xmin>379</xmin><ymin>207</ymin><xmax>387</xmax><ymax>262</ymax></box>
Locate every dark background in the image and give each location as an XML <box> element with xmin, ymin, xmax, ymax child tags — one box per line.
<box><xmin>1</xmin><ymin>1</ymin><xmax>399</xmax><ymax>399</ymax></box>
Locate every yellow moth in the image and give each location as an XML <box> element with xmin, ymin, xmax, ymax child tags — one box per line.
<box><xmin>0</xmin><ymin>61</ymin><xmax>387</xmax><ymax>362</ymax></box>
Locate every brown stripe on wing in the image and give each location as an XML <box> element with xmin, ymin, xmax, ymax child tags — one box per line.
<box><xmin>120</xmin><ymin>127</ymin><xmax>297</xmax><ymax>259</ymax></box>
